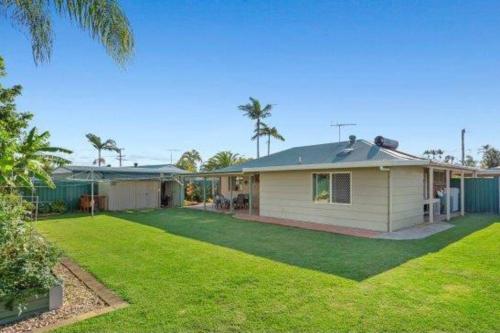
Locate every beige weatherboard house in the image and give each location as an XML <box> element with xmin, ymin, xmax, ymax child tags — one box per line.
<box><xmin>194</xmin><ymin>136</ymin><xmax>477</xmax><ymax>232</ymax></box>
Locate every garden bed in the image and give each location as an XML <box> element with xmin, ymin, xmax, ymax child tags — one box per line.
<box><xmin>0</xmin><ymin>259</ymin><xmax>126</xmax><ymax>333</ymax></box>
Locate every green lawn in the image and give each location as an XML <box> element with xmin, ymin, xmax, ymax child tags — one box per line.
<box><xmin>36</xmin><ymin>209</ymin><xmax>499</xmax><ymax>332</ymax></box>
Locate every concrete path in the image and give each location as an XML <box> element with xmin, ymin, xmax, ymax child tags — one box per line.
<box><xmin>375</xmin><ymin>222</ymin><xmax>454</xmax><ymax>240</ymax></box>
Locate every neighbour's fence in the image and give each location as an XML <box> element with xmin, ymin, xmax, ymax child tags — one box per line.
<box><xmin>451</xmin><ymin>177</ymin><xmax>499</xmax><ymax>214</ymax></box>
<box><xmin>19</xmin><ymin>180</ymin><xmax>93</xmax><ymax>212</ymax></box>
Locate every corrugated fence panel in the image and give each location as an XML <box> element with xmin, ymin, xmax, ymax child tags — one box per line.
<box><xmin>451</xmin><ymin>177</ymin><xmax>499</xmax><ymax>214</ymax></box>
<box><xmin>32</xmin><ymin>181</ymin><xmax>92</xmax><ymax>211</ymax></box>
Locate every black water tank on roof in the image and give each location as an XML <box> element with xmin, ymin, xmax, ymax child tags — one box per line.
<box><xmin>374</xmin><ymin>136</ymin><xmax>399</xmax><ymax>150</ymax></box>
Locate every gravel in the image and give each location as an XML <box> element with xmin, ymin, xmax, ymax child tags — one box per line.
<box><xmin>1</xmin><ymin>264</ymin><xmax>106</xmax><ymax>333</ymax></box>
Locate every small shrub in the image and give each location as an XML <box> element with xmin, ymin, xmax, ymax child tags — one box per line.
<box><xmin>38</xmin><ymin>202</ymin><xmax>51</xmax><ymax>214</ymax></box>
<box><xmin>0</xmin><ymin>193</ymin><xmax>60</xmax><ymax>312</ymax></box>
<box><xmin>50</xmin><ymin>200</ymin><xmax>67</xmax><ymax>214</ymax></box>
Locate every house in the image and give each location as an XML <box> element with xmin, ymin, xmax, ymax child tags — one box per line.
<box><xmin>192</xmin><ymin>136</ymin><xmax>477</xmax><ymax>232</ymax></box>
<box><xmin>53</xmin><ymin>164</ymin><xmax>186</xmax><ymax>211</ymax></box>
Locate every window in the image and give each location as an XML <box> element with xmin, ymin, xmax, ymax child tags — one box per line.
<box><xmin>331</xmin><ymin>173</ymin><xmax>351</xmax><ymax>204</ymax></box>
<box><xmin>312</xmin><ymin>172</ymin><xmax>352</xmax><ymax>204</ymax></box>
<box><xmin>313</xmin><ymin>173</ymin><xmax>330</xmax><ymax>203</ymax></box>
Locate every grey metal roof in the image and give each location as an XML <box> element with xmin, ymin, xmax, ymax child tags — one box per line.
<box><xmin>206</xmin><ymin>139</ymin><xmax>424</xmax><ymax>174</ymax></box>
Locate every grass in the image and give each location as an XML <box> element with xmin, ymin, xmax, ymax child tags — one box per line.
<box><xmin>35</xmin><ymin>209</ymin><xmax>499</xmax><ymax>332</ymax></box>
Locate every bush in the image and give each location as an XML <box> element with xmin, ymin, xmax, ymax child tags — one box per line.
<box><xmin>0</xmin><ymin>193</ymin><xmax>60</xmax><ymax>312</ymax></box>
<box><xmin>50</xmin><ymin>200</ymin><xmax>67</xmax><ymax>214</ymax></box>
<box><xmin>38</xmin><ymin>202</ymin><xmax>51</xmax><ymax>214</ymax></box>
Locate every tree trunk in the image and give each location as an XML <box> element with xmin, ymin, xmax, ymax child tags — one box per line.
<box><xmin>267</xmin><ymin>134</ymin><xmax>271</xmax><ymax>156</ymax></box>
<box><xmin>98</xmin><ymin>149</ymin><xmax>102</xmax><ymax>166</ymax></box>
<box><xmin>256</xmin><ymin>119</ymin><xmax>260</xmax><ymax>158</ymax></box>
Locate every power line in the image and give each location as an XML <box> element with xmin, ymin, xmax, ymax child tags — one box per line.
<box><xmin>330</xmin><ymin>122</ymin><xmax>357</xmax><ymax>142</ymax></box>
<box><xmin>116</xmin><ymin>148</ymin><xmax>126</xmax><ymax>167</ymax></box>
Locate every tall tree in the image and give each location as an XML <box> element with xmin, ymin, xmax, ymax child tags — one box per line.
<box><xmin>1</xmin><ymin>0</ymin><xmax>134</xmax><ymax>65</ymax></box>
<box><xmin>85</xmin><ymin>133</ymin><xmax>117</xmax><ymax>167</ymax></box>
<box><xmin>444</xmin><ymin>155</ymin><xmax>455</xmax><ymax>164</ymax></box>
<box><xmin>479</xmin><ymin>145</ymin><xmax>500</xmax><ymax>168</ymax></box>
<box><xmin>252</xmin><ymin>123</ymin><xmax>285</xmax><ymax>156</ymax></box>
<box><xmin>176</xmin><ymin>149</ymin><xmax>202</xmax><ymax>173</ymax></box>
<box><xmin>238</xmin><ymin>97</ymin><xmax>273</xmax><ymax>158</ymax></box>
<box><xmin>202</xmin><ymin>151</ymin><xmax>250</xmax><ymax>171</ymax></box>
<box><xmin>0</xmin><ymin>57</ymin><xmax>71</xmax><ymax>188</ymax></box>
<box><xmin>464</xmin><ymin>155</ymin><xmax>477</xmax><ymax>167</ymax></box>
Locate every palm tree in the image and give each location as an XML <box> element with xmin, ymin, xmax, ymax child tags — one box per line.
<box><xmin>238</xmin><ymin>97</ymin><xmax>273</xmax><ymax>158</ymax></box>
<box><xmin>1</xmin><ymin>0</ymin><xmax>134</xmax><ymax>65</ymax></box>
<box><xmin>176</xmin><ymin>149</ymin><xmax>202</xmax><ymax>172</ymax></box>
<box><xmin>86</xmin><ymin>133</ymin><xmax>118</xmax><ymax>167</ymax></box>
<box><xmin>436</xmin><ymin>149</ymin><xmax>444</xmax><ymax>160</ymax></box>
<box><xmin>202</xmin><ymin>151</ymin><xmax>250</xmax><ymax>171</ymax></box>
<box><xmin>252</xmin><ymin>123</ymin><xmax>285</xmax><ymax>156</ymax></box>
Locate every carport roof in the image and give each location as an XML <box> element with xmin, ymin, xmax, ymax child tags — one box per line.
<box><xmin>53</xmin><ymin>164</ymin><xmax>186</xmax><ymax>181</ymax></box>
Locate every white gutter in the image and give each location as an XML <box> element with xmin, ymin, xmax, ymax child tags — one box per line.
<box><xmin>379</xmin><ymin>166</ymin><xmax>392</xmax><ymax>232</ymax></box>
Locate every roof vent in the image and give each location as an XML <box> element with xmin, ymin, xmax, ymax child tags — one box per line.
<box><xmin>349</xmin><ymin>135</ymin><xmax>356</xmax><ymax>145</ymax></box>
<box><xmin>374</xmin><ymin>136</ymin><xmax>399</xmax><ymax>150</ymax></box>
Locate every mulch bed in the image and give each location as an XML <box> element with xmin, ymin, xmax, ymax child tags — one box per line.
<box><xmin>0</xmin><ymin>259</ymin><xmax>126</xmax><ymax>333</ymax></box>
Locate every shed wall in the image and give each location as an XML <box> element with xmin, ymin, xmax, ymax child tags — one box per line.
<box><xmin>98</xmin><ymin>180</ymin><xmax>160</xmax><ymax>211</ymax></box>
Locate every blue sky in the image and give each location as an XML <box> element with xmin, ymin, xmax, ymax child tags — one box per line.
<box><xmin>1</xmin><ymin>0</ymin><xmax>499</xmax><ymax>166</ymax></box>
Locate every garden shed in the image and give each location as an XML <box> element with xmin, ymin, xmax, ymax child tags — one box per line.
<box><xmin>52</xmin><ymin>164</ymin><xmax>186</xmax><ymax>211</ymax></box>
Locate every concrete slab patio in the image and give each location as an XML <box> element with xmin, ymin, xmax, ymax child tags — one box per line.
<box><xmin>375</xmin><ymin>222</ymin><xmax>455</xmax><ymax>240</ymax></box>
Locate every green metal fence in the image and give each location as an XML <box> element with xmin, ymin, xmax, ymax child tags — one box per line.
<box><xmin>451</xmin><ymin>177</ymin><xmax>499</xmax><ymax>214</ymax></box>
<box><xmin>22</xmin><ymin>180</ymin><xmax>93</xmax><ymax>211</ymax></box>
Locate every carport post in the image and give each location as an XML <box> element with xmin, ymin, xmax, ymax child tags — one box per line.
<box><xmin>446</xmin><ymin>169</ymin><xmax>451</xmax><ymax>221</ymax></box>
<box><xmin>211</xmin><ymin>177</ymin><xmax>216</xmax><ymax>208</ymax></box>
<box><xmin>428</xmin><ymin>167</ymin><xmax>434</xmax><ymax>223</ymax></box>
<box><xmin>460</xmin><ymin>172</ymin><xmax>465</xmax><ymax>216</ymax></box>
<box><xmin>90</xmin><ymin>169</ymin><xmax>94</xmax><ymax>217</ymax></box>
<box><xmin>229</xmin><ymin>176</ymin><xmax>234</xmax><ymax>213</ymax></box>
<box><xmin>203</xmin><ymin>177</ymin><xmax>207</xmax><ymax>210</ymax></box>
<box><xmin>249</xmin><ymin>175</ymin><xmax>253</xmax><ymax>215</ymax></box>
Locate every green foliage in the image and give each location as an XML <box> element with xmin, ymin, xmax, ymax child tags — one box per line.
<box><xmin>1</xmin><ymin>0</ymin><xmax>134</xmax><ymax>65</ymax></box>
<box><xmin>0</xmin><ymin>57</ymin><xmax>71</xmax><ymax>189</ymax></box>
<box><xmin>38</xmin><ymin>202</ymin><xmax>51</xmax><ymax>215</ymax></box>
<box><xmin>0</xmin><ymin>193</ymin><xmax>60</xmax><ymax>311</ymax></box>
<box><xmin>252</xmin><ymin>122</ymin><xmax>285</xmax><ymax>156</ymax></box>
<box><xmin>50</xmin><ymin>200</ymin><xmax>67</xmax><ymax>214</ymax></box>
<box><xmin>480</xmin><ymin>144</ymin><xmax>500</xmax><ymax>169</ymax></box>
<box><xmin>176</xmin><ymin>150</ymin><xmax>202</xmax><ymax>173</ymax></box>
<box><xmin>239</xmin><ymin>97</ymin><xmax>274</xmax><ymax>158</ymax></box>
<box><xmin>202</xmin><ymin>151</ymin><xmax>251</xmax><ymax>171</ymax></box>
<box><xmin>464</xmin><ymin>155</ymin><xmax>477</xmax><ymax>167</ymax></box>
<box><xmin>85</xmin><ymin>133</ymin><xmax>118</xmax><ymax>166</ymax></box>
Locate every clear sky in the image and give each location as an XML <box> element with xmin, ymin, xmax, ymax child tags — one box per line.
<box><xmin>1</xmin><ymin>0</ymin><xmax>499</xmax><ymax>166</ymax></box>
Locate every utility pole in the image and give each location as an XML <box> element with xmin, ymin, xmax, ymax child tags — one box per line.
<box><xmin>330</xmin><ymin>122</ymin><xmax>357</xmax><ymax>142</ymax></box>
<box><xmin>116</xmin><ymin>148</ymin><xmax>126</xmax><ymax>167</ymax></box>
<box><xmin>461</xmin><ymin>129</ymin><xmax>465</xmax><ymax>165</ymax></box>
<box><xmin>167</xmin><ymin>149</ymin><xmax>180</xmax><ymax>164</ymax></box>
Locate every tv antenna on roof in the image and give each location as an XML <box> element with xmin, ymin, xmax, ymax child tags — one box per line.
<box><xmin>166</xmin><ymin>149</ymin><xmax>180</xmax><ymax>164</ymax></box>
<box><xmin>330</xmin><ymin>122</ymin><xmax>357</xmax><ymax>142</ymax></box>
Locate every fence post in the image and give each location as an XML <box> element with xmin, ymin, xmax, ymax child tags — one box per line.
<box><xmin>498</xmin><ymin>176</ymin><xmax>500</xmax><ymax>214</ymax></box>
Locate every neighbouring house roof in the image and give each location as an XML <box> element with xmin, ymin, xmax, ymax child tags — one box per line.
<box><xmin>53</xmin><ymin>164</ymin><xmax>186</xmax><ymax>181</ymax></box>
<box><xmin>195</xmin><ymin>139</ymin><xmax>477</xmax><ymax>175</ymax></box>
<box><xmin>477</xmin><ymin>166</ymin><xmax>500</xmax><ymax>177</ymax></box>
